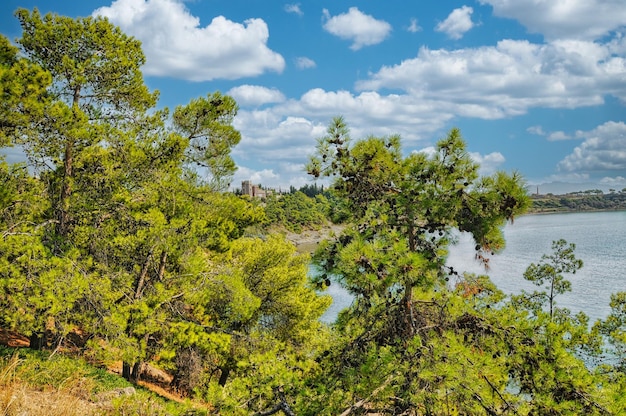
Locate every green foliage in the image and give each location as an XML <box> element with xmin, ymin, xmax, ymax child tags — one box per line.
<box><xmin>596</xmin><ymin>292</ymin><xmax>626</xmax><ymax>372</ymax></box>
<box><xmin>0</xmin><ymin>346</ymin><xmax>204</xmax><ymax>415</ymax></box>
<box><xmin>1</xmin><ymin>10</ymin><xmax>328</xmax><ymax>408</ymax></box>
<box><xmin>308</xmin><ymin>118</ymin><xmax>529</xmax><ymax>313</ymax></box>
<box><xmin>530</xmin><ymin>192</ymin><xmax>626</xmax><ymax>213</ymax></box>
<box><xmin>264</xmin><ymin>191</ymin><xmax>329</xmax><ymax>232</ymax></box>
<box><xmin>173</xmin><ymin>92</ymin><xmax>241</xmax><ymax>191</ymax></box>
<box><xmin>293</xmin><ymin>182</ymin><xmax>326</xmax><ymax>197</ymax></box>
<box><xmin>299</xmin><ymin>118</ymin><xmax>626</xmax><ymax>414</ymax></box>
<box><xmin>0</xmin><ymin>161</ymin><xmax>90</xmax><ymax>346</ymax></box>
<box><xmin>513</xmin><ymin>239</ymin><xmax>583</xmax><ymax>319</ymax></box>
<box><xmin>4</xmin><ymin>9</ymin><xmax>626</xmax><ymax>414</ymax></box>
<box><xmin>0</xmin><ymin>34</ymin><xmax>50</xmax><ymax>146</ymax></box>
<box><xmin>15</xmin><ymin>8</ymin><xmax>156</xmax><ymax>115</ymax></box>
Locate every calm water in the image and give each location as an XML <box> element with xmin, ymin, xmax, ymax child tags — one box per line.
<box><xmin>319</xmin><ymin>211</ymin><xmax>626</xmax><ymax>323</ymax></box>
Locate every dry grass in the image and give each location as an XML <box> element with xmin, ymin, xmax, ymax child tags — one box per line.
<box><xmin>0</xmin><ymin>353</ymin><xmax>108</xmax><ymax>416</ymax></box>
<box><xmin>0</xmin><ymin>351</ymin><xmax>203</xmax><ymax>416</ymax></box>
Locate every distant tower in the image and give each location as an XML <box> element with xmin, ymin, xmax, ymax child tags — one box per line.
<box><xmin>242</xmin><ymin>180</ymin><xmax>252</xmax><ymax>196</ymax></box>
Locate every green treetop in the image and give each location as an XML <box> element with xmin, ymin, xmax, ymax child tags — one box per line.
<box><xmin>13</xmin><ymin>8</ymin><xmax>158</xmax><ymax>238</ymax></box>
<box><xmin>307</xmin><ymin>117</ymin><xmax>530</xmax><ymax>337</ymax></box>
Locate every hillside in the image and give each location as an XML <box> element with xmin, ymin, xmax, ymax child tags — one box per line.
<box><xmin>529</xmin><ymin>192</ymin><xmax>626</xmax><ymax>213</ymax></box>
<box><xmin>0</xmin><ymin>344</ymin><xmax>207</xmax><ymax>416</ymax></box>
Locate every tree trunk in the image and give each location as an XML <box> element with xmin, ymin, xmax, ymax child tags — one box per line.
<box><xmin>134</xmin><ymin>248</ymin><xmax>154</xmax><ymax>299</ymax></box>
<box><xmin>402</xmin><ymin>281</ymin><xmax>416</xmax><ymax>338</ymax></box>
<box><xmin>56</xmin><ymin>90</ymin><xmax>81</xmax><ymax>239</ymax></box>
<box><xmin>157</xmin><ymin>251</ymin><xmax>167</xmax><ymax>281</ymax></box>
<box><xmin>122</xmin><ymin>361</ymin><xmax>132</xmax><ymax>380</ymax></box>
<box><xmin>131</xmin><ymin>362</ymin><xmax>141</xmax><ymax>380</ymax></box>
<box><xmin>218</xmin><ymin>364</ymin><xmax>231</xmax><ymax>387</ymax></box>
<box><xmin>122</xmin><ymin>361</ymin><xmax>142</xmax><ymax>381</ymax></box>
<box><xmin>29</xmin><ymin>332</ymin><xmax>46</xmax><ymax>350</ymax></box>
<box><xmin>56</xmin><ymin>138</ymin><xmax>73</xmax><ymax>239</ymax></box>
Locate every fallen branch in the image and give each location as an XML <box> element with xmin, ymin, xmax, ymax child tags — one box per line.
<box><xmin>339</xmin><ymin>373</ymin><xmax>395</xmax><ymax>416</ymax></box>
<box><xmin>253</xmin><ymin>387</ymin><xmax>295</xmax><ymax>416</ymax></box>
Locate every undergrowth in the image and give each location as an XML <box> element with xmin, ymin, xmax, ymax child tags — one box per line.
<box><xmin>0</xmin><ymin>346</ymin><xmax>207</xmax><ymax>416</ymax></box>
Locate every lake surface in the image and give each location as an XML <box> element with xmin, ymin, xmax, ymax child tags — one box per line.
<box><xmin>319</xmin><ymin>211</ymin><xmax>626</xmax><ymax>323</ymax></box>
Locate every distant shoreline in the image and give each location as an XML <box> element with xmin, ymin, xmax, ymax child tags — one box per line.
<box><xmin>283</xmin><ymin>224</ymin><xmax>344</xmax><ymax>253</ymax></box>
<box><xmin>526</xmin><ymin>207</ymin><xmax>626</xmax><ymax>215</ymax></box>
<box><xmin>528</xmin><ymin>193</ymin><xmax>626</xmax><ymax>215</ymax></box>
<box><xmin>282</xmin><ymin>197</ymin><xmax>626</xmax><ymax>253</ymax></box>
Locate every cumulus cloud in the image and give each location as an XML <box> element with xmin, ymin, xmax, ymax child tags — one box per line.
<box><xmin>356</xmin><ymin>38</ymin><xmax>626</xmax><ymax>118</ymax></box>
<box><xmin>231</xmin><ymin>113</ymin><xmax>328</xmax><ymax>189</ymax></box>
<box><xmin>413</xmin><ymin>146</ymin><xmax>437</xmax><ymax>158</ymax></box>
<box><xmin>228</xmin><ymin>87</ymin><xmax>467</xmax><ymax>189</ymax></box>
<box><xmin>469</xmin><ymin>151</ymin><xmax>506</xmax><ymax>175</ymax></box>
<box><xmin>290</xmin><ymin>89</ymin><xmax>455</xmax><ymax>140</ymax></box>
<box><xmin>233</xmin><ymin>112</ymin><xmax>327</xmax><ymax>165</ymax></box>
<box><xmin>435</xmin><ymin>6</ymin><xmax>475</xmax><ymax>40</ymax></box>
<box><xmin>223</xmin><ymin>26</ymin><xmax>624</xmax><ymax>188</ymax></box>
<box><xmin>284</xmin><ymin>3</ymin><xmax>303</xmax><ymax>16</ymax></box>
<box><xmin>322</xmin><ymin>7</ymin><xmax>392</xmax><ymax>50</ymax></box>
<box><xmin>600</xmin><ymin>176</ymin><xmax>626</xmax><ymax>188</ymax></box>
<box><xmin>93</xmin><ymin>0</ymin><xmax>284</xmax><ymax>81</ymax></box>
<box><xmin>413</xmin><ymin>147</ymin><xmax>505</xmax><ymax>175</ymax></box>
<box><xmin>479</xmin><ymin>0</ymin><xmax>626</xmax><ymax>41</ymax></box>
<box><xmin>558</xmin><ymin>121</ymin><xmax>626</xmax><ymax>172</ymax></box>
<box><xmin>227</xmin><ymin>85</ymin><xmax>286</xmax><ymax>107</ymax></box>
<box><xmin>232</xmin><ymin>166</ymin><xmax>280</xmax><ymax>189</ymax></box>
<box><xmin>295</xmin><ymin>56</ymin><xmax>316</xmax><ymax>69</ymax></box>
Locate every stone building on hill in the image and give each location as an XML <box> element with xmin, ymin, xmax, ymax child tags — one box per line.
<box><xmin>241</xmin><ymin>180</ymin><xmax>272</xmax><ymax>198</ymax></box>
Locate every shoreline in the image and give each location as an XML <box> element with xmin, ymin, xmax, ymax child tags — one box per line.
<box><xmin>283</xmin><ymin>224</ymin><xmax>344</xmax><ymax>253</ymax></box>
<box><xmin>525</xmin><ymin>207</ymin><xmax>626</xmax><ymax>216</ymax></box>
<box><xmin>281</xmin><ymin>207</ymin><xmax>626</xmax><ymax>253</ymax></box>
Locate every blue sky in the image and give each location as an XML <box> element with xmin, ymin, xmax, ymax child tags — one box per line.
<box><xmin>2</xmin><ymin>0</ymin><xmax>626</xmax><ymax>194</ymax></box>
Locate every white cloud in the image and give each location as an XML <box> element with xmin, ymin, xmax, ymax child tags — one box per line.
<box><xmin>356</xmin><ymin>39</ymin><xmax>626</xmax><ymax>118</ymax></box>
<box><xmin>435</xmin><ymin>6</ymin><xmax>475</xmax><ymax>40</ymax></box>
<box><xmin>470</xmin><ymin>151</ymin><xmax>506</xmax><ymax>175</ymax></box>
<box><xmin>227</xmin><ymin>85</ymin><xmax>286</xmax><ymax>107</ymax></box>
<box><xmin>547</xmin><ymin>131</ymin><xmax>572</xmax><ymax>141</ymax></box>
<box><xmin>284</xmin><ymin>3</ymin><xmax>303</xmax><ymax>16</ymax></box>
<box><xmin>233</xmin><ymin>112</ymin><xmax>326</xmax><ymax>165</ymax></box>
<box><xmin>93</xmin><ymin>0</ymin><xmax>284</xmax><ymax>81</ymax></box>
<box><xmin>480</xmin><ymin>0</ymin><xmax>626</xmax><ymax>41</ymax></box>
<box><xmin>322</xmin><ymin>7</ymin><xmax>392</xmax><ymax>50</ymax></box>
<box><xmin>222</xmin><ymin>26</ymin><xmax>625</xmax><ymax>188</ymax></box>
<box><xmin>413</xmin><ymin>146</ymin><xmax>437</xmax><ymax>158</ymax></box>
<box><xmin>290</xmin><ymin>89</ymin><xmax>454</xmax><ymax>140</ymax></box>
<box><xmin>232</xmin><ymin>166</ymin><xmax>279</xmax><ymax>188</ymax></box>
<box><xmin>408</xmin><ymin>18</ymin><xmax>422</xmax><ymax>33</ymax></box>
<box><xmin>295</xmin><ymin>56</ymin><xmax>316</xmax><ymax>69</ymax></box>
<box><xmin>230</xmin><ymin>113</ymin><xmax>329</xmax><ymax>189</ymax></box>
<box><xmin>558</xmin><ymin>121</ymin><xmax>626</xmax><ymax>172</ymax></box>
<box><xmin>413</xmin><ymin>148</ymin><xmax>505</xmax><ymax>175</ymax></box>
<box><xmin>529</xmin><ymin>126</ymin><xmax>575</xmax><ymax>141</ymax></box>
<box><xmin>228</xmin><ymin>88</ymin><xmax>462</xmax><ymax>189</ymax></box>
<box><xmin>546</xmin><ymin>172</ymin><xmax>591</xmax><ymax>183</ymax></box>
<box><xmin>527</xmin><ymin>125</ymin><xmax>545</xmax><ymax>135</ymax></box>
<box><xmin>600</xmin><ymin>176</ymin><xmax>626</xmax><ymax>188</ymax></box>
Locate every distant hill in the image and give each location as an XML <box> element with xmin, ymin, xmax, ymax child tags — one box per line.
<box><xmin>529</xmin><ymin>182</ymin><xmax>625</xmax><ymax>195</ymax></box>
<box><xmin>529</xmin><ymin>191</ymin><xmax>626</xmax><ymax>213</ymax></box>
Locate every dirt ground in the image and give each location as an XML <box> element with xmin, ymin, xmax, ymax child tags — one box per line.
<box><xmin>284</xmin><ymin>224</ymin><xmax>344</xmax><ymax>253</ymax></box>
<box><xmin>0</xmin><ymin>327</ymin><xmax>188</xmax><ymax>404</ymax></box>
